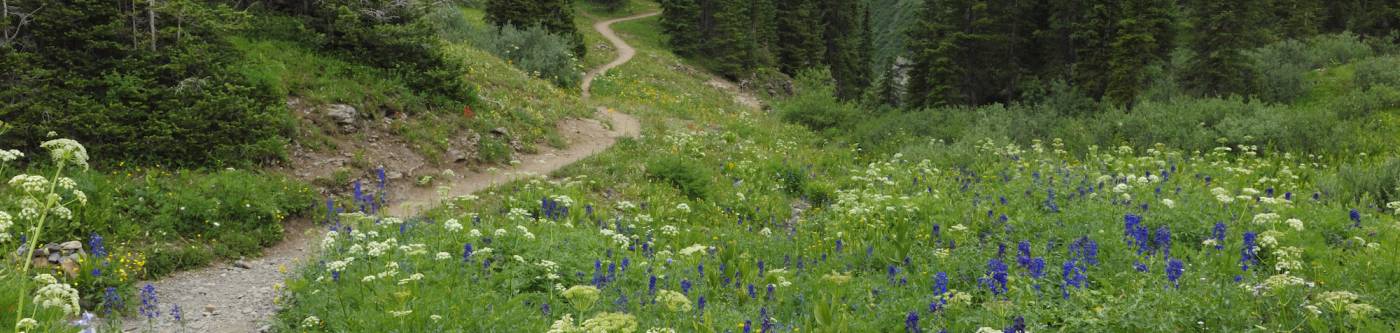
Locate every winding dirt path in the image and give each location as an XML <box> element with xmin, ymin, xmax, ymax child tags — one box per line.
<box><xmin>581</xmin><ymin>11</ymin><xmax>660</xmax><ymax>99</ymax></box>
<box><xmin>124</xmin><ymin>12</ymin><xmax>655</xmax><ymax>333</ymax></box>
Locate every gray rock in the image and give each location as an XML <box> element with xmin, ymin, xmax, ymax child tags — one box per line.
<box><xmin>233</xmin><ymin>260</ymin><xmax>253</xmax><ymax>269</ymax></box>
<box><xmin>47</xmin><ymin>251</ymin><xmax>61</xmax><ymax>263</ymax></box>
<box><xmin>490</xmin><ymin>127</ymin><xmax>509</xmax><ymax>136</ymax></box>
<box><xmin>326</xmin><ymin>104</ymin><xmax>357</xmax><ymax>124</ymax></box>
<box><xmin>60</xmin><ymin>240</ymin><xmax>83</xmax><ymax>251</ymax></box>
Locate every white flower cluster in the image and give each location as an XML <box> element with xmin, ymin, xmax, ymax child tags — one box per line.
<box><xmin>0</xmin><ymin>211</ymin><xmax>11</xmax><ymax>242</ymax></box>
<box><xmin>0</xmin><ymin>148</ymin><xmax>22</xmax><ymax>162</ymax></box>
<box><xmin>32</xmin><ymin>274</ymin><xmax>80</xmax><ymax>316</ymax></box>
<box><xmin>444</xmin><ymin>219</ymin><xmax>463</xmax><ymax>232</ymax></box>
<box><xmin>40</xmin><ymin>138</ymin><xmax>89</xmax><ymax>170</ymax></box>
<box><xmin>678</xmin><ymin>244</ymin><xmax>707</xmax><ymax>256</ymax></box>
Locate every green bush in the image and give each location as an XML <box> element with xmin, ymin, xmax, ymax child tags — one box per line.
<box><xmin>778</xmin><ymin>68</ymin><xmax>860</xmax><ymax>133</ymax></box>
<box><xmin>1248</xmin><ymin>33</ymin><xmax>1374</xmax><ymax>102</ymax></box>
<box><xmin>1353</xmin><ymin>55</ymin><xmax>1400</xmax><ymax>90</ymax></box>
<box><xmin>430</xmin><ymin>7</ymin><xmax>583</xmax><ymax>88</ymax></box>
<box><xmin>645</xmin><ymin>155</ymin><xmax>713</xmax><ymax>200</ymax></box>
<box><xmin>1322</xmin><ymin>157</ymin><xmax>1400</xmax><ymax>207</ymax></box>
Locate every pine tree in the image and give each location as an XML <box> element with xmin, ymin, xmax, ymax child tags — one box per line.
<box><xmin>1105</xmin><ymin>0</ymin><xmax>1159</xmax><ymax>106</ymax></box>
<box><xmin>658</xmin><ymin>0</ymin><xmax>702</xmax><ymax>56</ymax></box>
<box><xmin>774</xmin><ymin>0</ymin><xmax>824</xmax><ymax>74</ymax></box>
<box><xmin>905</xmin><ymin>0</ymin><xmax>1024</xmax><ymax>107</ymax></box>
<box><xmin>821</xmin><ymin>0</ymin><xmax>872</xmax><ymax>99</ymax></box>
<box><xmin>1185</xmin><ymin>0</ymin><xmax>1258</xmax><ymax>97</ymax></box>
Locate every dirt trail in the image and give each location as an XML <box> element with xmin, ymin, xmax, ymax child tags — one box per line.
<box><xmin>124</xmin><ymin>12</ymin><xmax>654</xmax><ymax>333</ymax></box>
<box><xmin>581</xmin><ymin>11</ymin><xmax>660</xmax><ymax>99</ymax></box>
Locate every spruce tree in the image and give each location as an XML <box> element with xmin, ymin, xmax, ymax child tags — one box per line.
<box><xmin>1185</xmin><ymin>0</ymin><xmax>1258</xmax><ymax>97</ymax></box>
<box><xmin>821</xmin><ymin>0</ymin><xmax>872</xmax><ymax>99</ymax></box>
<box><xmin>774</xmin><ymin>0</ymin><xmax>825</xmax><ymax>74</ymax></box>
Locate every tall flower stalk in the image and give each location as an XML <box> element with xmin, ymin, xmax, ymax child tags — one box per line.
<box><xmin>7</xmin><ymin>135</ymin><xmax>89</xmax><ymax>331</ymax></box>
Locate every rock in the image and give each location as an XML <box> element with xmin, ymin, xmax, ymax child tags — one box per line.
<box><xmin>205</xmin><ymin>304</ymin><xmax>217</xmax><ymax>313</ymax></box>
<box><xmin>325</xmin><ymin>104</ymin><xmax>358</xmax><ymax>125</ymax></box>
<box><xmin>233</xmin><ymin>260</ymin><xmax>253</xmax><ymax>269</ymax></box>
<box><xmin>387</xmin><ymin>171</ymin><xmax>404</xmax><ymax>180</ymax></box>
<box><xmin>59</xmin><ymin>258</ymin><xmax>80</xmax><ymax>276</ymax></box>
<box><xmin>490</xmin><ymin>127</ymin><xmax>509</xmax><ymax>136</ymax></box>
<box><xmin>259</xmin><ymin>325</ymin><xmax>273</xmax><ymax>333</ymax></box>
<box><xmin>47</xmin><ymin>251</ymin><xmax>61</xmax><ymax>263</ymax></box>
<box><xmin>60</xmin><ymin>240</ymin><xmax>83</xmax><ymax>251</ymax></box>
<box><xmin>31</xmin><ymin>257</ymin><xmax>49</xmax><ymax>269</ymax></box>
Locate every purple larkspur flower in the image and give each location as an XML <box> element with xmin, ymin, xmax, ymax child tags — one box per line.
<box><xmin>1166</xmin><ymin>259</ymin><xmax>1184</xmax><ymax>288</ymax></box>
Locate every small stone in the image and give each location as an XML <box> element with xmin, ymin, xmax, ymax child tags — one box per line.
<box><xmin>259</xmin><ymin>325</ymin><xmax>272</xmax><ymax>333</ymax></box>
<box><xmin>205</xmin><ymin>304</ymin><xmax>217</xmax><ymax>313</ymax></box>
<box><xmin>59</xmin><ymin>258</ymin><xmax>80</xmax><ymax>276</ymax></box>
<box><xmin>31</xmin><ymin>257</ymin><xmax>48</xmax><ymax>269</ymax></box>
<box><xmin>233</xmin><ymin>260</ymin><xmax>253</xmax><ymax>269</ymax></box>
<box><xmin>490</xmin><ymin>127</ymin><xmax>509</xmax><ymax>136</ymax></box>
<box><xmin>47</xmin><ymin>252</ymin><xmax>61</xmax><ymax>263</ymax></box>
<box><xmin>59</xmin><ymin>240</ymin><xmax>83</xmax><ymax>251</ymax></box>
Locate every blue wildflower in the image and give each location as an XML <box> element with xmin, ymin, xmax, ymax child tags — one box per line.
<box><xmin>102</xmin><ymin>287</ymin><xmax>123</xmax><ymax>315</ymax></box>
<box><xmin>933</xmin><ymin>272</ymin><xmax>948</xmax><ymax>295</ymax></box>
<box><xmin>748</xmin><ymin>284</ymin><xmax>757</xmax><ymax>299</ymax></box>
<box><xmin>139</xmin><ymin>284</ymin><xmax>158</xmax><ymax>320</ymax></box>
<box><xmin>984</xmin><ymin>258</ymin><xmax>1009</xmax><ymax>295</ymax></box>
<box><xmin>1155</xmin><ymin>226</ymin><xmax>1172</xmax><ymax>258</ymax></box>
<box><xmin>761</xmin><ymin>307</ymin><xmax>774</xmax><ymax>332</ymax></box>
<box><xmin>681</xmin><ymin>279</ymin><xmax>692</xmax><ymax>295</ymax></box>
<box><xmin>171</xmin><ymin>304</ymin><xmax>183</xmax><ymax>322</ymax></box>
<box><xmin>1006</xmin><ymin>316</ymin><xmax>1027</xmax><ymax>333</ymax></box>
<box><xmin>1212</xmin><ymin>222</ymin><xmax>1227</xmax><ymax>250</ymax></box>
<box><xmin>88</xmin><ymin>233</ymin><xmax>107</xmax><ymax>259</ymax></box>
<box><xmin>1240</xmin><ymin>232</ymin><xmax>1259</xmax><ymax>271</ymax></box>
<box><xmin>906</xmin><ymin>311</ymin><xmax>922</xmax><ymax>333</ymax></box>
<box><xmin>1350</xmin><ymin>209</ymin><xmax>1362</xmax><ymax>227</ymax></box>
<box><xmin>1166</xmin><ymin>259</ymin><xmax>1184</xmax><ymax>288</ymax></box>
<box><xmin>1028</xmin><ymin>257</ymin><xmax>1045</xmax><ymax>279</ymax></box>
<box><xmin>463</xmin><ymin>243</ymin><xmax>473</xmax><ymax>261</ymax></box>
<box><xmin>1134</xmin><ymin>260</ymin><xmax>1148</xmax><ymax>272</ymax></box>
<box><xmin>1016</xmin><ymin>241</ymin><xmax>1032</xmax><ymax>269</ymax></box>
<box><xmin>648</xmin><ymin>275</ymin><xmax>657</xmax><ymax>294</ymax></box>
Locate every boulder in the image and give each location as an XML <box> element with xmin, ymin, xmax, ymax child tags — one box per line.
<box><xmin>60</xmin><ymin>240</ymin><xmax>83</xmax><ymax>251</ymax></box>
<box><xmin>325</xmin><ymin>104</ymin><xmax>358</xmax><ymax>131</ymax></box>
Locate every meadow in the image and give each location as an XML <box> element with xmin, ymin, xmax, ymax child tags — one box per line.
<box><xmin>269</xmin><ymin>9</ymin><xmax>1400</xmax><ymax>333</ymax></box>
<box><xmin>2</xmin><ymin>1</ymin><xmax>1399</xmax><ymax>332</ymax></box>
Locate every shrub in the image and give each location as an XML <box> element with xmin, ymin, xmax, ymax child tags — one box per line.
<box><xmin>1248</xmin><ymin>33</ymin><xmax>1374</xmax><ymax>103</ymax></box>
<box><xmin>1322</xmin><ymin>157</ymin><xmax>1400</xmax><ymax>207</ymax></box>
<box><xmin>429</xmin><ymin>8</ymin><xmax>583</xmax><ymax>88</ymax></box>
<box><xmin>778</xmin><ymin>68</ymin><xmax>860</xmax><ymax>133</ymax></box>
<box><xmin>645</xmin><ymin>155</ymin><xmax>713</xmax><ymax>200</ymax></box>
<box><xmin>1352</xmin><ymin>55</ymin><xmax>1400</xmax><ymax>90</ymax></box>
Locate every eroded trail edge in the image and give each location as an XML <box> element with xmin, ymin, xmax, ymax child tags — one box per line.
<box><xmin>125</xmin><ymin>12</ymin><xmax>657</xmax><ymax>333</ymax></box>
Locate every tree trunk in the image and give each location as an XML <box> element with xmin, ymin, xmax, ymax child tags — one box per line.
<box><xmin>148</xmin><ymin>0</ymin><xmax>156</xmax><ymax>51</ymax></box>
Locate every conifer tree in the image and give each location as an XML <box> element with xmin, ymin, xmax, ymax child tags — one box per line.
<box><xmin>774</xmin><ymin>0</ymin><xmax>825</xmax><ymax>74</ymax></box>
<box><xmin>1185</xmin><ymin>0</ymin><xmax>1258</xmax><ymax>97</ymax></box>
